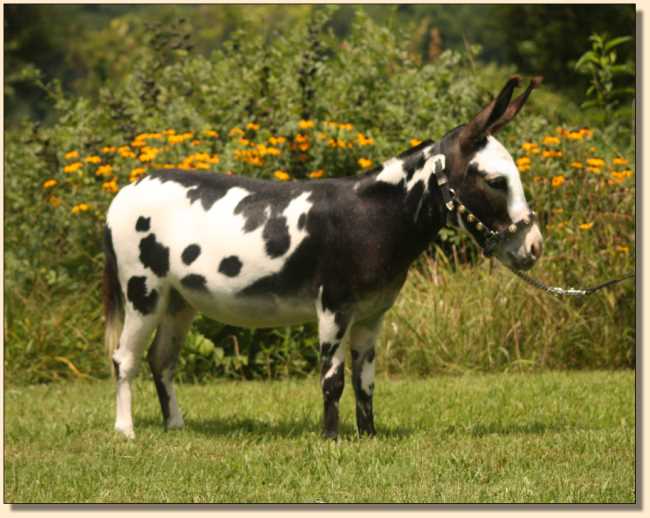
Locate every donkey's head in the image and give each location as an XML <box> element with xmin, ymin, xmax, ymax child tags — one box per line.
<box><xmin>440</xmin><ymin>76</ymin><xmax>543</xmax><ymax>271</ymax></box>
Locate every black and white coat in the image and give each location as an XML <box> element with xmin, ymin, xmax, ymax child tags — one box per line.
<box><xmin>104</xmin><ymin>76</ymin><xmax>544</xmax><ymax>439</ymax></box>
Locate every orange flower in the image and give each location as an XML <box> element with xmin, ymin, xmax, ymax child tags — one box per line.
<box><xmin>308</xmin><ymin>170</ymin><xmax>325</xmax><ymax>179</ymax></box>
<box><xmin>358</xmin><ymin>158</ymin><xmax>373</xmax><ymax>169</ymax></box>
<box><xmin>274</xmin><ymin>170</ymin><xmax>290</xmax><ymax>181</ymax></box>
<box><xmin>63</xmin><ymin>162</ymin><xmax>83</xmax><ymax>173</ymax></box>
<box><xmin>298</xmin><ymin>119</ymin><xmax>315</xmax><ymax>130</ymax></box>
<box><xmin>551</xmin><ymin>175</ymin><xmax>565</xmax><ymax>188</ymax></box>
<box><xmin>64</xmin><ymin>150</ymin><xmax>79</xmax><ymax>160</ymax></box>
<box><xmin>246</xmin><ymin>122</ymin><xmax>260</xmax><ymax>131</ymax></box>
<box><xmin>570</xmin><ymin>161</ymin><xmax>583</xmax><ymax>169</ymax></box>
<box><xmin>543</xmin><ymin>136</ymin><xmax>561</xmax><ymax>146</ymax></box>
<box><xmin>84</xmin><ymin>155</ymin><xmax>102</xmax><ymax>164</ymax></box>
<box><xmin>587</xmin><ymin>158</ymin><xmax>605</xmax><ymax>168</ymax></box>
<box><xmin>102</xmin><ymin>178</ymin><xmax>119</xmax><ymax>193</ymax></box>
<box><xmin>96</xmin><ymin>165</ymin><xmax>113</xmax><ymax>177</ymax></box>
<box><xmin>269</xmin><ymin>136</ymin><xmax>286</xmax><ymax>146</ymax></box>
<box><xmin>579</xmin><ymin>222</ymin><xmax>594</xmax><ymax>231</ymax></box>
<box><xmin>613</xmin><ymin>157</ymin><xmax>629</xmax><ymax>166</ymax></box>
<box><xmin>567</xmin><ymin>131</ymin><xmax>583</xmax><ymax>141</ymax></box>
<box><xmin>616</xmin><ymin>245</ymin><xmax>630</xmax><ymax>255</ymax></box>
<box><xmin>42</xmin><ymin>179</ymin><xmax>58</xmax><ymax>189</ymax></box>
<box><xmin>71</xmin><ymin>203</ymin><xmax>91</xmax><ymax>214</ymax></box>
<box><xmin>357</xmin><ymin>133</ymin><xmax>374</xmax><ymax>146</ymax></box>
<box><xmin>516</xmin><ymin>156</ymin><xmax>531</xmax><ymax>172</ymax></box>
<box><xmin>542</xmin><ymin>150</ymin><xmax>562</xmax><ymax>159</ymax></box>
<box><xmin>410</xmin><ymin>139</ymin><xmax>422</xmax><ymax>147</ymax></box>
<box><xmin>203</xmin><ymin>129</ymin><xmax>219</xmax><ymax>138</ymax></box>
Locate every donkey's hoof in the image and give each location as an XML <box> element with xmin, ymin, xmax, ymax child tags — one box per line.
<box><xmin>165</xmin><ymin>416</ymin><xmax>185</xmax><ymax>431</ymax></box>
<box><xmin>322</xmin><ymin>430</ymin><xmax>339</xmax><ymax>440</ymax></box>
<box><xmin>115</xmin><ymin>425</ymin><xmax>135</xmax><ymax>440</ymax></box>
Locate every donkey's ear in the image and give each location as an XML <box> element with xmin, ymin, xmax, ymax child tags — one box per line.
<box><xmin>459</xmin><ymin>75</ymin><xmax>521</xmax><ymax>154</ymax></box>
<box><xmin>490</xmin><ymin>76</ymin><xmax>543</xmax><ymax>134</ymax></box>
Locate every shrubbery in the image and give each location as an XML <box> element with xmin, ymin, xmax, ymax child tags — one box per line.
<box><xmin>4</xmin><ymin>9</ymin><xmax>635</xmax><ymax>384</ymax></box>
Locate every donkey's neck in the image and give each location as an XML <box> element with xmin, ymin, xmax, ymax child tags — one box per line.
<box><xmin>356</xmin><ymin>140</ymin><xmax>449</xmax><ymax>269</ymax></box>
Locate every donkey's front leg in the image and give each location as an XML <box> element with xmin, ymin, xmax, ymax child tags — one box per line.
<box><xmin>316</xmin><ymin>288</ymin><xmax>351</xmax><ymax>439</ymax></box>
<box><xmin>349</xmin><ymin>316</ymin><xmax>383</xmax><ymax>436</ymax></box>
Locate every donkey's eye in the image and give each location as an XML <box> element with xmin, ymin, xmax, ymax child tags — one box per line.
<box><xmin>486</xmin><ymin>177</ymin><xmax>508</xmax><ymax>191</ymax></box>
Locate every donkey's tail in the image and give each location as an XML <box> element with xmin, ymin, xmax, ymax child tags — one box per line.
<box><xmin>103</xmin><ymin>225</ymin><xmax>123</xmax><ymax>378</ymax></box>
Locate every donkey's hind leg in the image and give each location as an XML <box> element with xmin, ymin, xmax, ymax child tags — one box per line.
<box><xmin>147</xmin><ymin>288</ymin><xmax>196</xmax><ymax>431</ymax></box>
<box><xmin>112</xmin><ymin>305</ymin><xmax>162</xmax><ymax>439</ymax></box>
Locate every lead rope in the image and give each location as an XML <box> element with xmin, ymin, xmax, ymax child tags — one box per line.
<box><xmin>434</xmin><ymin>165</ymin><xmax>634</xmax><ymax>298</ymax></box>
<box><xmin>507</xmin><ymin>267</ymin><xmax>634</xmax><ymax>298</ymax></box>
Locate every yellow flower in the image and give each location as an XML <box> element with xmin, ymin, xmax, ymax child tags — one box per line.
<box><xmin>239</xmin><ymin>138</ymin><xmax>251</xmax><ymax>147</ymax></box>
<box><xmin>229</xmin><ymin>127</ymin><xmax>244</xmax><ymax>138</ymax></box>
<box><xmin>587</xmin><ymin>158</ymin><xmax>605</xmax><ymax>168</ymax></box>
<box><xmin>339</xmin><ymin>123</ymin><xmax>354</xmax><ymax>131</ymax></box>
<box><xmin>543</xmin><ymin>136</ymin><xmax>561</xmax><ymax>146</ymax></box>
<box><xmin>298</xmin><ymin>119</ymin><xmax>315</xmax><ymax>130</ymax></box>
<box><xmin>42</xmin><ymin>179</ymin><xmax>58</xmax><ymax>189</ymax></box>
<box><xmin>410</xmin><ymin>139</ymin><xmax>422</xmax><ymax>147</ymax></box>
<box><xmin>129</xmin><ymin>167</ymin><xmax>146</xmax><ymax>182</ymax></box>
<box><xmin>358</xmin><ymin>158</ymin><xmax>373</xmax><ymax>169</ymax></box>
<box><xmin>516</xmin><ymin>156</ymin><xmax>531</xmax><ymax>172</ymax></box>
<box><xmin>246</xmin><ymin>122</ymin><xmax>260</xmax><ymax>131</ymax></box>
<box><xmin>48</xmin><ymin>196</ymin><xmax>62</xmax><ymax>208</ymax></box>
<box><xmin>570</xmin><ymin>161</ymin><xmax>583</xmax><ymax>169</ymax></box>
<box><xmin>64</xmin><ymin>150</ymin><xmax>79</xmax><ymax>160</ymax></box>
<box><xmin>269</xmin><ymin>136</ymin><xmax>286</xmax><ymax>146</ymax></box>
<box><xmin>71</xmin><ymin>203</ymin><xmax>90</xmax><ymax>214</ymax></box>
<box><xmin>139</xmin><ymin>152</ymin><xmax>156</xmax><ymax>162</ymax></box>
<box><xmin>203</xmin><ymin>129</ymin><xmax>219</xmax><ymax>138</ymax></box>
<box><xmin>101</xmin><ymin>146</ymin><xmax>117</xmax><ymax>154</ymax></box>
<box><xmin>357</xmin><ymin>133</ymin><xmax>374</xmax><ymax>146</ymax></box>
<box><xmin>587</xmin><ymin>167</ymin><xmax>602</xmax><ymax>174</ymax></box>
<box><xmin>84</xmin><ymin>155</ymin><xmax>102</xmax><ymax>164</ymax></box>
<box><xmin>118</xmin><ymin>147</ymin><xmax>136</xmax><ymax>158</ymax></box>
<box><xmin>274</xmin><ymin>170</ymin><xmax>290</xmax><ymax>181</ymax></box>
<box><xmin>551</xmin><ymin>175</ymin><xmax>565</xmax><ymax>188</ymax></box>
<box><xmin>521</xmin><ymin>142</ymin><xmax>540</xmax><ymax>154</ymax></box>
<box><xmin>567</xmin><ymin>131</ymin><xmax>583</xmax><ymax>141</ymax></box>
<box><xmin>102</xmin><ymin>178</ymin><xmax>119</xmax><ymax>193</ymax></box>
<box><xmin>208</xmin><ymin>155</ymin><xmax>220</xmax><ymax>164</ymax></box>
<box><xmin>191</xmin><ymin>139</ymin><xmax>202</xmax><ymax>146</ymax></box>
<box><xmin>164</xmin><ymin>129</ymin><xmax>176</xmax><ymax>136</ymax></box>
<box><xmin>308</xmin><ymin>169</ymin><xmax>325</xmax><ymax>179</ymax></box>
<box><xmin>96</xmin><ymin>164</ymin><xmax>113</xmax><ymax>177</ymax></box>
<box><xmin>63</xmin><ymin>162</ymin><xmax>83</xmax><ymax>173</ymax></box>
<box><xmin>579</xmin><ymin>222</ymin><xmax>594</xmax><ymax>231</ymax></box>
<box><xmin>613</xmin><ymin>157</ymin><xmax>629</xmax><ymax>166</ymax></box>
<box><xmin>616</xmin><ymin>245</ymin><xmax>630</xmax><ymax>255</ymax></box>
<box><xmin>168</xmin><ymin>135</ymin><xmax>185</xmax><ymax>145</ymax></box>
<box><xmin>542</xmin><ymin>150</ymin><xmax>562</xmax><ymax>159</ymax></box>
<box><xmin>580</xmin><ymin>128</ymin><xmax>593</xmax><ymax>138</ymax></box>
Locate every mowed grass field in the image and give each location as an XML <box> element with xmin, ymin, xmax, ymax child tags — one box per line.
<box><xmin>5</xmin><ymin>371</ymin><xmax>635</xmax><ymax>504</ymax></box>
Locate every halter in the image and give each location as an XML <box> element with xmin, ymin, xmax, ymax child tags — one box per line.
<box><xmin>433</xmin><ymin>162</ymin><xmax>633</xmax><ymax>297</ymax></box>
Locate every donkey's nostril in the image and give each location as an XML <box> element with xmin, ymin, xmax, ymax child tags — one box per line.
<box><xmin>530</xmin><ymin>240</ymin><xmax>543</xmax><ymax>260</ymax></box>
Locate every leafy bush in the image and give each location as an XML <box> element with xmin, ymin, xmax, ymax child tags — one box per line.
<box><xmin>4</xmin><ymin>9</ymin><xmax>635</xmax><ymax>384</ymax></box>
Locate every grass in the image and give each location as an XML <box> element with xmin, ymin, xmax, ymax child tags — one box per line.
<box><xmin>4</xmin><ymin>370</ymin><xmax>635</xmax><ymax>504</ymax></box>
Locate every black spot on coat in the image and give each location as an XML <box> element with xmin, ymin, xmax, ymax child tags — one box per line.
<box><xmin>135</xmin><ymin>216</ymin><xmax>151</xmax><ymax>232</ymax></box>
<box><xmin>127</xmin><ymin>276</ymin><xmax>158</xmax><ymax>315</ymax></box>
<box><xmin>219</xmin><ymin>256</ymin><xmax>242</xmax><ymax>277</ymax></box>
<box><xmin>181</xmin><ymin>273</ymin><xmax>208</xmax><ymax>292</ymax></box>
<box><xmin>263</xmin><ymin>216</ymin><xmax>291</xmax><ymax>258</ymax></box>
<box><xmin>139</xmin><ymin>234</ymin><xmax>170</xmax><ymax>277</ymax></box>
<box><xmin>181</xmin><ymin>244</ymin><xmax>201</xmax><ymax>265</ymax></box>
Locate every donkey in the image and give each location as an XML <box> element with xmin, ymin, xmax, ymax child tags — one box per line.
<box><xmin>104</xmin><ymin>76</ymin><xmax>543</xmax><ymax>439</ymax></box>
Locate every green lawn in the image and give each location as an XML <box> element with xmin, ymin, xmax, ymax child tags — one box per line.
<box><xmin>4</xmin><ymin>371</ymin><xmax>635</xmax><ymax>504</ymax></box>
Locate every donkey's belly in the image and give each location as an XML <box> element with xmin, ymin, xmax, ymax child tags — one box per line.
<box><xmin>177</xmin><ymin>287</ymin><xmax>317</xmax><ymax>328</ymax></box>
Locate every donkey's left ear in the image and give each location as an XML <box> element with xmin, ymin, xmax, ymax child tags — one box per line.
<box><xmin>489</xmin><ymin>76</ymin><xmax>543</xmax><ymax>134</ymax></box>
<box><xmin>459</xmin><ymin>75</ymin><xmax>521</xmax><ymax>154</ymax></box>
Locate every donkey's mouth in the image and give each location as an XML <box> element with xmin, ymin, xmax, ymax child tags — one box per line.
<box><xmin>507</xmin><ymin>252</ymin><xmax>536</xmax><ymax>271</ymax></box>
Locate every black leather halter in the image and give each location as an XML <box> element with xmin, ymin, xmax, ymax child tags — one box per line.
<box><xmin>433</xmin><ymin>165</ymin><xmax>536</xmax><ymax>257</ymax></box>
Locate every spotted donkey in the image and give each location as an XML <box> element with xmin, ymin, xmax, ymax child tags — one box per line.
<box><xmin>104</xmin><ymin>76</ymin><xmax>544</xmax><ymax>439</ymax></box>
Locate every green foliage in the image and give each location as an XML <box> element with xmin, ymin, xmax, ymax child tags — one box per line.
<box><xmin>5</xmin><ymin>372</ymin><xmax>635</xmax><ymax>502</ymax></box>
<box><xmin>575</xmin><ymin>34</ymin><xmax>635</xmax><ymax>125</ymax></box>
<box><xmin>4</xmin><ymin>11</ymin><xmax>635</xmax><ymax>385</ymax></box>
